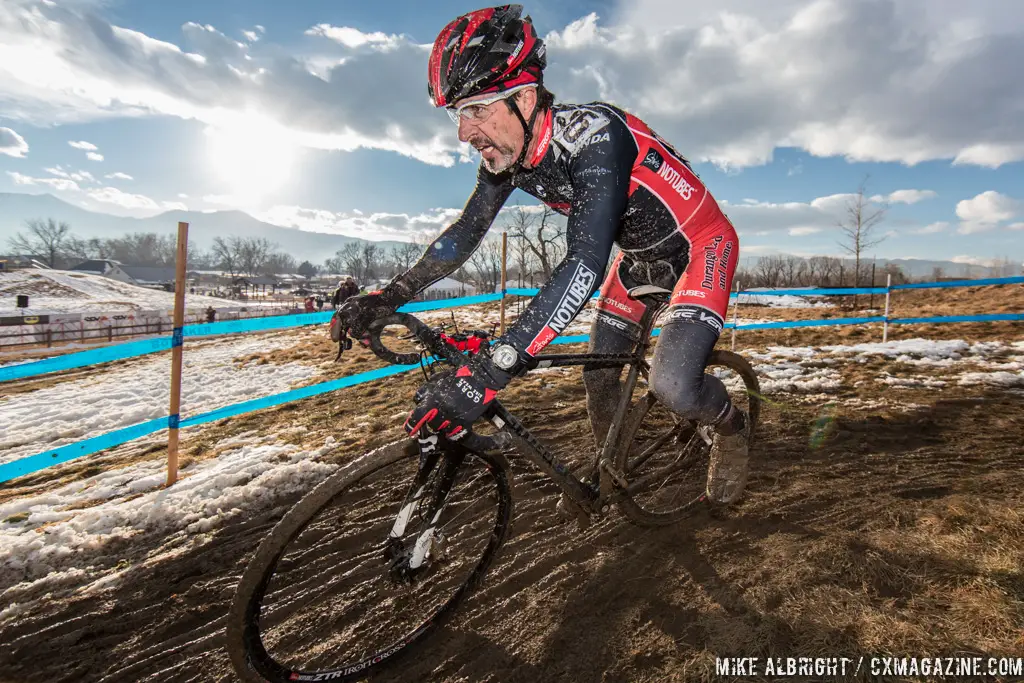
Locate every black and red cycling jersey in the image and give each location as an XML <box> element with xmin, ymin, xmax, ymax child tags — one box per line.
<box><xmin>391</xmin><ymin>100</ymin><xmax>738</xmax><ymax>363</ymax></box>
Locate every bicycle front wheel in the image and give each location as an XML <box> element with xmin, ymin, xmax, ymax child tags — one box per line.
<box><xmin>615</xmin><ymin>349</ymin><xmax>761</xmax><ymax>526</ymax></box>
<box><xmin>226</xmin><ymin>438</ymin><xmax>512</xmax><ymax>683</ymax></box>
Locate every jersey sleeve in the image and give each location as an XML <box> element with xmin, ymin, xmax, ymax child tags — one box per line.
<box><xmin>388</xmin><ymin>166</ymin><xmax>514</xmax><ymax>301</ymax></box>
<box><xmin>503</xmin><ymin>110</ymin><xmax>637</xmax><ymax>360</ymax></box>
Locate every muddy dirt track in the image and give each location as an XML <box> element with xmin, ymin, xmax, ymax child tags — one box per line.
<box><xmin>2</xmin><ymin>296</ymin><xmax>1023</xmax><ymax>682</ymax></box>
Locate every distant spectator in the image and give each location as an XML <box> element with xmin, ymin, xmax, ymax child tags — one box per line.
<box><xmin>304</xmin><ymin>296</ymin><xmax>315</xmax><ymax>313</ymax></box>
<box><xmin>205</xmin><ymin>306</ymin><xmax>216</xmax><ymax>323</ymax></box>
<box><xmin>330</xmin><ymin>276</ymin><xmax>361</xmax><ymax>309</ymax></box>
<box><xmin>316</xmin><ymin>295</ymin><xmax>325</xmax><ymax>311</ymax></box>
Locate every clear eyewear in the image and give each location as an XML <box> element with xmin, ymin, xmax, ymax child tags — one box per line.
<box><xmin>445</xmin><ymin>84</ymin><xmax>534</xmax><ymax>125</ymax></box>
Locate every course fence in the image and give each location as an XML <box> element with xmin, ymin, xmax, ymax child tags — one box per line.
<box><xmin>1</xmin><ymin>276</ymin><xmax>1020</xmax><ymax>484</ymax></box>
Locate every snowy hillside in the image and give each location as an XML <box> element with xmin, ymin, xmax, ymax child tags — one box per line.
<box><xmin>0</xmin><ymin>269</ymin><xmax>238</xmax><ymax>315</ymax></box>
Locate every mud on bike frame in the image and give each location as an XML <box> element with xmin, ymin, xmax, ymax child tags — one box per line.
<box><xmin>365</xmin><ymin>285</ymin><xmax>675</xmax><ymax>529</ymax></box>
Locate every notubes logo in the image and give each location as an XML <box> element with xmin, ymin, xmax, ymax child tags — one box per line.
<box><xmin>546</xmin><ymin>263</ymin><xmax>597</xmax><ymax>334</ymax></box>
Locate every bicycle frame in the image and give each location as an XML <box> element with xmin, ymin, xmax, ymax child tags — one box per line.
<box><xmin>383</xmin><ymin>289</ymin><xmax>670</xmax><ymax>563</ymax></box>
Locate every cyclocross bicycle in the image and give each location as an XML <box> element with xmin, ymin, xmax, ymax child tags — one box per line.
<box><xmin>226</xmin><ymin>285</ymin><xmax>761</xmax><ymax>682</ymax></box>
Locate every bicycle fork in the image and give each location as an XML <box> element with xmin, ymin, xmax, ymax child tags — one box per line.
<box><xmin>387</xmin><ymin>436</ymin><xmax>464</xmax><ymax>577</ymax></box>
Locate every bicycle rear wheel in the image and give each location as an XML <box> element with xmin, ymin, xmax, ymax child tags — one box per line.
<box><xmin>615</xmin><ymin>349</ymin><xmax>761</xmax><ymax>526</ymax></box>
<box><xmin>226</xmin><ymin>438</ymin><xmax>512</xmax><ymax>682</ymax></box>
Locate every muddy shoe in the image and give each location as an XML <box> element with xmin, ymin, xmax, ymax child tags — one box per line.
<box><xmin>706</xmin><ymin>417</ymin><xmax>750</xmax><ymax>505</ymax></box>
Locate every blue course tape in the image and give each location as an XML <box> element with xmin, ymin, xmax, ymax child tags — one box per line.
<box><xmin>397</xmin><ymin>293</ymin><xmax>503</xmax><ymax>313</ymax></box>
<box><xmin>6</xmin><ymin>277</ymin><xmax>1019</xmax><ymax>385</ymax></box>
<box><xmin>0</xmin><ymin>336</ymin><xmax>174</xmax><ymax>383</ymax></box>
<box><xmin>0</xmin><ymin>417</ymin><xmax>171</xmax><ymax>483</ymax></box>
<box><xmin>185</xmin><ymin>311</ymin><xmax>332</xmax><ymax>338</ymax></box>
<box><xmin>736</xmin><ymin>287</ymin><xmax>886</xmax><ymax>297</ymax></box>
<box><xmin>736</xmin><ymin>316</ymin><xmax>886</xmax><ymax>330</ymax></box>
<box><xmin>3</xmin><ymin>308</ymin><xmax>1020</xmax><ymax>484</ymax></box>
<box><xmin>889</xmin><ymin>313</ymin><xmax>1024</xmax><ymax>325</ymax></box>
<box><xmin>0</xmin><ymin>297</ymin><xmax>496</xmax><ymax>384</ymax></box>
<box><xmin>0</xmin><ymin>363</ymin><xmax>428</xmax><ymax>483</ymax></box>
<box><xmin>892</xmin><ymin>276</ymin><xmax>1024</xmax><ymax>290</ymax></box>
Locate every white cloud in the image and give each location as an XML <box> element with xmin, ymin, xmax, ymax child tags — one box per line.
<box><xmin>44</xmin><ymin>166</ymin><xmax>95</xmax><ymax>183</ymax></box>
<box><xmin>86</xmin><ymin>151</ymin><xmax>103</xmax><ymax>161</ymax></box>
<box><xmin>1009</xmin><ymin>222</ymin><xmax>1024</xmax><ymax>231</ymax></box>
<box><xmin>952</xmin><ymin>144</ymin><xmax>1024</xmax><ymax>169</ymax></box>
<box><xmin>305</xmin><ymin>25</ymin><xmax>400</xmax><ymax>49</ymax></box>
<box><xmin>544</xmin><ymin>0</ymin><xmax>1024</xmax><ymax>168</ymax></box>
<box><xmin>68</xmin><ymin>140</ymin><xmax>98</xmax><ymax>151</ymax></box>
<box><xmin>788</xmin><ymin>226</ymin><xmax>822</xmax><ymax>236</ymax></box>
<box><xmin>7</xmin><ymin>170</ymin><xmax>79</xmax><ymax>192</ymax></box>
<box><xmin>0</xmin><ymin>127</ymin><xmax>29</xmax><ymax>157</ymax></box>
<box><xmin>914</xmin><ymin>221</ymin><xmax>949</xmax><ymax>234</ymax></box>
<box><xmin>0</xmin><ymin>3</ymin><xmax>457</xmax><ymax>166</ymax></box>
<box><xmin>871</xmin><ymin>189</ymin><xmax>938</xmax><ymax>205</ymax></box>
<box><xmin>242</xmin><ymin>30</ymin><xmax>259</xmax><ymax>42</ymax></box>
<box><xmin>0</xmin><ymin>0</ymin><xmax>1019</xmax><ymax>169</ymax></box>
<box><xmin>5</xmin><ymin>169</ymin><xmax>182</xmax><ymax>218</ymax></box>
<box><xmin>85</xmin><ymin>186</ymin><xmax>162</xmax><ymax>211</ymax></box>
<box><xmin>104</xmin><ymin>172</ymin><xmax>133</xmax><ymax>180</ymax></box>
<box><xmin>951</xmin><ymin>255</ymin><xmax>1001</xmax><ymax>267</ymax></box>
<box><xmin>955</xmin><ymin>190</ymin><xmax>1020</xmax><ymax>233</ymax></box>
<box><xmin>253</xmin><ymin>204</ymin><xmax>463</xmax><ymax>241</ymax></box>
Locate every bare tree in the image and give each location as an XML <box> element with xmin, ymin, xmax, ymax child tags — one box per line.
<box><xmin>837</xmin><ymin>177</ymin><xmax>889</xmax><ymax>286</ymax></box>
<box><xmin>880</xmin><ymin>263</ymin><xmax>908</xmax><ymax>285</ymax></box>
<box><xmin>100</xmin><ymin>232</ymin><xmax>177</xmax><ymax>266</ymax></box>
<box><xmin>469</xmin><ymin>237</ymin><xmax>503</xmax><ymax>294</ymax></box>
<box><xmin>337</xmin><ymin>243</ymin><xmax>363</xmax><ymax>280</ymax></box>
<box><xmin>297</xmin><ymin>261</ymin><xmax>319</xmax><ymax>279</ymax></box>
<box><xmin>361</xmin><ymin>243</ymin><xmax>382</xmax><ymax>282</ymax></box>
<box><xmin>754</xmin><ymin>255</ymin><xmax>785</xmax><ymax>288</ymax></box>
<box><xmin>188</xmin><ymin>245</ymin><xmax>214</xmax><ymax>270</ymax></box>
<box><xmin>805</xmin><ymin>256</ymin><xmax>842</xmax><ymax>287</ymax></box>
<box><xmin>7</xmin><ymin>218</ymin><xmax>73</xmax><ymax>267</ymax></box>
<box><xmin>238</xmin><ymin>237</ymin><xmax>274</xmax><ymax>276</ymax></box>
<box><xmin>389</xmin><ymin>241</ymin><xmax>422</xmax><ymax>276</ymax></box>
<box><xmin>323</xmin><ymin>255</ymin><xmax>344</xmax><ymax>275</ymax></box>
<box><xmin>505</xmin><ymin>204</ymin><xmax>566</xmax><ymax>280</ymax></box>
<box><xmin>262</xmin><ymin>251</ymin><xmax>296</xmax><ymax>276</ymax></box>
<box><xmin>212</xmin><ymin>236</ymin><xmax>241</xmax><ymax>278</ymax></box>
<box><xmin>63</xmin><ymin>235</ymin><xmax>97</xmax><ymax>264</ymax></box>
<box><xmin>780</xmin><ymin>255</ymin><xmax>805</xmax><ymax>286</ymax></box>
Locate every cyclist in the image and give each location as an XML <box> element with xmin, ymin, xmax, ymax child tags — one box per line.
<box><xmin>340</xmin><ymin>5</ymin><xmax>749</xmax><ymax>504</ymax></box>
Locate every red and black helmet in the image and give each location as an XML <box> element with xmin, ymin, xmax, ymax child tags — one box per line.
<box><xmin>427</xmin><ymin>5</ymin><xmax>546</xmax><ymax>108</ymax></box>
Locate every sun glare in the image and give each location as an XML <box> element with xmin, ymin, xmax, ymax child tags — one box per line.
<box><xmin>205</xmin><ymin>119</ymin><xmax>297</xmax><ymax>202</ymax></box>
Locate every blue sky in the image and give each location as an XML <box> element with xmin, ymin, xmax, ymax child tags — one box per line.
<box><xmin>1</xmin><ymin>0</ymin><xmax>1022</xmax><ymax>267</ymax></box>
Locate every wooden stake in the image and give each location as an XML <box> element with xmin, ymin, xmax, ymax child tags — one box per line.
<box><xmin>167</xmin><ymin>222</ymin><xmax>189</xmax><ymax>486</ymax></box>
<box><xmin>500</xmin><ymin>231</ymin><xmax>508</xmax><ymax>337</ymax></box>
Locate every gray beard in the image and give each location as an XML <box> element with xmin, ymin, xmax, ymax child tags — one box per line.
<box><xmin>481</xmin><ymin>146</ymin><xmax>516</xmax><ymax>174</ymax></box>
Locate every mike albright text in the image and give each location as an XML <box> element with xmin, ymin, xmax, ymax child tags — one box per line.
<box><xmin>715</xmin><ymin>656</ymin><xmax>1024</xmax><ymax>678</ymax></box>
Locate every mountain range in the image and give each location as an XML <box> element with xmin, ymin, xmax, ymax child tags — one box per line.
<box><xmin>0</xmin><ymin>192</ymin><xmax>1019</xmax><ymax>278</ymax></box>
<box><xmin>0</xmin><ymin>192</ymin><xmax>407</xmax><ymax>263</ymax></box>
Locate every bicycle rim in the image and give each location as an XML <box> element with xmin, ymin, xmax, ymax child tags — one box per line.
<box><xmin>615</xmin><ymin>350</ymin><xmax>761</xmax><ymax>526</ymax></box>
<box><xmin>226</xmin><ymin>439</ymin><xmax>512</xmax><ymax>682</ymax></box>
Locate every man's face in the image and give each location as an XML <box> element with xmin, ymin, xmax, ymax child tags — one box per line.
<box><xmin>454</xmin><ymin>90</ymin><xmax>533</xmax><ymax>174</ymax></box>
